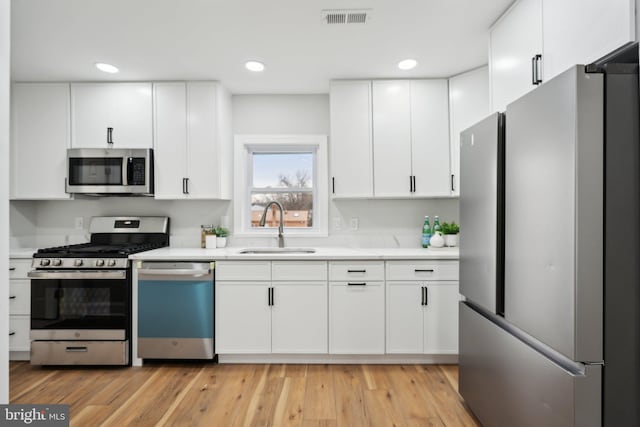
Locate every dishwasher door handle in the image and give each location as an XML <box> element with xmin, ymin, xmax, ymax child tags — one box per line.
<box><xmin>138</xmin><ymin>268</ymin><xmax>212</xmax><ymax>279</ymax></box>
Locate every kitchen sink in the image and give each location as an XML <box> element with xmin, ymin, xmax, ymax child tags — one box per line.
<box><xmin>238</xmin><ymin>248</ymin><xmax>316</xmax><ymax>254</ymax></box>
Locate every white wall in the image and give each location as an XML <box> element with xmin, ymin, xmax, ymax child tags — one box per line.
<box><xmin>1</xmin><ymin>0</ymin><xmax>10</xmax><ymax>404</ymax></box>
<box><xmin>10</xmin><ymin>94</ymin><xmax>460</xmax><ymax>250</ymax></box>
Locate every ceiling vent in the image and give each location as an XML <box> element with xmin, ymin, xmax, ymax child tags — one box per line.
<box><xmin>322</xmin><ymin>9</ymin><xmax>372</xmax><ymax>24</ymax></box>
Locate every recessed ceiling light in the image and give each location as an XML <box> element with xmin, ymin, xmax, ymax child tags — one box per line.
<box><xmin>95</xmin><ymin>62</ymin><xmax>119</xmax><ymax>73</ymax></box>
<box><xmin>245</xmin><ymin>61</ymin><xmax>265</xmax><ymax>72</ymax></box>
<box><xmin>398</xmin><ymin>59</ymin><xmax>417</xmax><ymax>70</ymax></box>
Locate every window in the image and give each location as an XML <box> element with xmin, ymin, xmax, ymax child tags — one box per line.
<box><xmin>234</xmin><ymin>135</ymin><xmax>328</xmax><ymax>236</ymax></box>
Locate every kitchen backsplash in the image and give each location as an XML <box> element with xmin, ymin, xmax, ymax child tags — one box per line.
<box><xmin>10</xmin><ymin>197</ymin><xmax>459</xmax><ymax>249</ymax></box>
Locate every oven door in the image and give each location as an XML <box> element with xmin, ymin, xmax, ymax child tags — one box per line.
<box><xmin>28</xmin><ymin>269</ymin><xmax>130</xmax><ymax>340</ymax></box>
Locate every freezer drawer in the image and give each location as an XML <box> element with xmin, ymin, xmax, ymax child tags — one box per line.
<box><xmin>459</xmin><ymin>302</ymin><xmax>601</xmax><ymax>427</ymax></box>
<box><xmin>31</xmin><ymin>340</ymin><xmax>129</xmax><ymax>365</ymax></box>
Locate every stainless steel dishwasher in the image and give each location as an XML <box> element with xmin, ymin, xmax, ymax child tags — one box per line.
<box><xmin>137</xmin><ymin>262</ymin><xmax>214</xmax><ymax>359</ymax></box>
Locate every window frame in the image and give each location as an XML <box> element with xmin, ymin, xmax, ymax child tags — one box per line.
<box><xmin>234</xmin><ymin>135</ymin><xmax>328</xmax><ymax>237</ymax></box>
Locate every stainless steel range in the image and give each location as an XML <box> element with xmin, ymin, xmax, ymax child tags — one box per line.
<box><xmin>28</xmin><ymin>216</ymin><xmax>170</xmax><ymax>366</ymax></box>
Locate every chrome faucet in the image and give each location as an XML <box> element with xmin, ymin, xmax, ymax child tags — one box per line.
<box><xmin>259</xmin><ymin>201</ymin><xmax>285</xmax><ymax>248</ymax></box>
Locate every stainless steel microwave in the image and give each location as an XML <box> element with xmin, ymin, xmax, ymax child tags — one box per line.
<box><xmin>66</xmin><ymin>148</ymin><xmax>154</xmax><ymax>196</ymax></box>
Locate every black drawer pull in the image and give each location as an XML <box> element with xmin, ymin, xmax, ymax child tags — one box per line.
<box><xmin>347</xmin><ymin>269</ymin><xmax>366</xmax><ymax>273</ymax></box>
<box><xmin>415</xmin><ymin>269</ymin><xmax>434</xmax><ymax>273</ymax></box>
<box><xmin>9</xmin><ymin>331</ymin><xmax>15</xmax><ymax>336</ymax></box>
<box><xmin>9</xmin><ymin>267</ymin><xmax>15</xmax><ymax>271</ymax></box>
<box><xmin>9</xmin><ymin>296</ymin><xmax>16</xmax><ymax>299</ymax></box>
<box><xmin>348</xmin><ymin>282</ymin><xmax>367</xmax><ymax>286</ymax></box>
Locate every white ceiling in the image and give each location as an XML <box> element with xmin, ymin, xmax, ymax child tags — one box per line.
<box><xmin>11</xmin><ymin>0</ymin><xmax>513</xmax><ymax>94</ymax></box>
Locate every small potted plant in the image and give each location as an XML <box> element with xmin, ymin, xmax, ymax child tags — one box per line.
<box><xmin>441</xmin><ymin>222</ymin><xmax>460</xmax><ymax>247</ymax></box>
<box><xmin>214</xmin><ymin>226</ymin><xmax>229</xmax><ymax>248</ymax></box>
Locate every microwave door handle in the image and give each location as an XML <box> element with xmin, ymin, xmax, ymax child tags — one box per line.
<box><xmin>126</xmin><ymin>157</ymin><xmax>134</xmax><ymax>185</ymax></box>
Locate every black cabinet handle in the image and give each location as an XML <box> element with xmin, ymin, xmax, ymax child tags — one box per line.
<box><xmin>348</xmin><ymin>282</ymin><xmax>367</xmax><ymax>286</ymax></box>
<box><xmin>531</xmin><ymin>56</ymin><xmax>537</xmax><ymax>85</ymax></box>
<box><xmin>425</xmin><ymin>287</ymin><xmax>428</xmax><ymax>305</ymax></box>
<box><xmin>412</xmin><ymin>175</ymin><xmax>416</xmax><ymax>193</ymax></box>
<box><xmin>9</xmin><ymin>331</ymin><xmax>15</xmax><ymax>336</ymax></box>
<box><xmin>107</xmin><ymin>127</ymin><xmax>114</xmax><ymax>144</ymax></box>
<box><xmin>267</xmin><ymin>287</ymin><xmax>271</xmax><ymax>306</ymax></box>
<box><xmin>421</xmin><ymin>286</ymin><xmax>425</xmax><ymax>306</ymax></box>
<box><xmin>9</xmin><ymin>296</ymin><xmax>16</xmax><ymax>300</ymax></box>
<box><xmin>451</xmin><ymin>174</ymin><xmax>455</xmax><ymax>192</ymax></box>
<box><xmin>271</xmin><ymin>288</ymin><xmax>275</xmax><ymax>306</ymax></box>
<box><xmin>182</xmin><ymin>178</ymin><xmax>190</xmax><ymax>194</ymax></box>
<box><xmin>347</xmin><ymin>269</ymin><xmax>366</xmax><ymax>273</ymax></box>
<box><xmin>415</xmin><ymin>269</ymin><xmax>434</xmax><ymax>273</ymax></box>
<box><xmin>9</xmin><ymin>267</ymin><xmax>15</xmax><ymax>271</ymax></box>
<box><xmin>332</xmin><ymin>177</ymin><xmax>335</xmax><ymax>194</ymax></box>
<box><xmin>409</xmin><ymin>175</ymin><xmax>413</xmax><ymax>192</ymax></box>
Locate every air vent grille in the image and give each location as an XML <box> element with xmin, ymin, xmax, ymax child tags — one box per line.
<box><xmin>322</xmin><ymin>9</ymin><xmax>371</xmax><ymax>25</ymax></box>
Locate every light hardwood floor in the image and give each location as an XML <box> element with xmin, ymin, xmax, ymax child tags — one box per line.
<box><xmin>10</xmin><ymin>362</ymin><xmax>480</xmax><ymax>427</ymax></box>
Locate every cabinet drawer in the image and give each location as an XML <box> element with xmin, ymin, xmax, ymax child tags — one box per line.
<box><xmin>215</xmin><ymin>261</ymin><xmax>271</xmax><ymax>281</ymax></box>
<box><xmin>9</xmin><ymin>316</ymin><xmax>30</xmax><ymax>352</ymax></box>
<box><xmin>386</xmin><ymin>261</ymin><xmax>459</xmax><ymax>281</ymax></box>
<box><xmin>9</xmin><ymin>259</ymin><xmax>32</xmax><ymax>279</ymax></box>
<box><xmin>329</xmin><ymin>261</ymin><xmax>384</xmax><ymax>281</ymax></box>
<box><xmin>272</xmin><ymin>261</ymin><xmax>327</xmax><ymax>281</ymax></box>
<box><xmin>9</xmin><ymin>280</ymin><xmax>30</xmax><ymax>315</ymax></box>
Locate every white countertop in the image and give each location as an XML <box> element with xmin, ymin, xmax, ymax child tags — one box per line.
<box><xmin>9</xmin><ymin>248</ymin><xmax>37</xmax><ymax>259</ymax></box>
<box><xmin>129</xmin><ymin>246</ymin><xmax>459</xmax><ymax>261</ymax></box>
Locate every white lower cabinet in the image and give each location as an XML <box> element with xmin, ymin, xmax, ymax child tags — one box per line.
<box><xmin>271</xmin><ymin>282</ymin><xmax>327</xmax><ymax>353</ymax></box>
<box><xmin>329</xmin><ymin>281</ymin><xmax>385</xmax><ymax>354</ymax></box>
<box><xmin>386</xmin><ymin>281</ymin><xmax>459</xmax><ymax>354</ymax></box>
<box><xmin>215</xmin><ymin>261</ymin><xmax>328</xmax><ymax>354</ymax></box>
<box><xmin>215</xmin><ymin>282</ymin><xmax>271</xmax><ymax>353</ymax></box>
<box><xmin>10</xmin><ymin>259</ymin><xmax>32</xmax><ymax>359</ymax></box>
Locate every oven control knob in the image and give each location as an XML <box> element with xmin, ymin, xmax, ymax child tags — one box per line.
<box><xmin>53</xmin><ymin>259</ymin><xmax>62</xmax><ymax>266</ymax></box>
<box><xmin>74</xmin><ymin>259</ymin><xmax>83</xmax><ymax>267</ymax></box>
<box><xmin>40</xmin><ymin>259</ymin><xmax>51</xmax><ymax>266</ymax></box>
<box><xmin>107</xmin><ymin>259</ymin><xmax>116</xmax><ymax>267</ymax></box>
<box><xmin>96</xmin><ymin>259</ymin><xmax>105</xmax><ymax>267</ymax></box>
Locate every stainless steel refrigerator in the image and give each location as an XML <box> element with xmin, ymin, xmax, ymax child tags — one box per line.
<box><xmin>459</xmin><ymin>42</ymin><xmax>640</xmax><ymax>427</ymax></box>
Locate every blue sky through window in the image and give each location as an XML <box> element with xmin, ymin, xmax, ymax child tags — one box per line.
<box><xmin>252</xmin><ymin>152</ymin><xmax>313</xmax><ymax>188</ymax></box>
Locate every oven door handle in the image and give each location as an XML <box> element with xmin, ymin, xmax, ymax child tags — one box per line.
<box><xmin>28</xmin><ymin>270</ymin><xmax>127</xmax><ymax>280</ymax></box>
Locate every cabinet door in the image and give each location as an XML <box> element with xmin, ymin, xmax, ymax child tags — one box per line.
<box><xmin>329</xmin><ymin>81</ymin><xmax>373</xmax><ymax>198</ymax></box>
<box><xmin>71</xmin><ymin>83</ymin><xmax>153</xmax><ymax>148</ymax></box>
<box><xmin>386</xmin><ymin>282</ymin><xmax>423</xmax><ymax>354</ymax></box>
<box><xmin>215</xmin><ymin>282</ymin><xmax>271</xmax><ymax>353</ymax></box>
<box><xmin>489</xmin><ymin>0</ymin><xmax>543</xmax><ymax>112</ymax></box>
<box><xmin>153</xmin><ymin>82</ymin><xmax>188</xmax><ymax>199</ymax></box>
<box><xmin>271</xmin><ymin>282</ymin><xmax>328</xmax><ymax>353</ymax></box>
<box><xmin>329</xmin><ymin>281</ymin><xmax>385</xmax><ymax>354</ymax></box>
<box><xmin>423</xmin><ymin>282</ymin><xmax>459</xmax><ymax>354</ymax></box>
<box><xmin>186</xmin><ymin>82</ymin><xmax>220</xmax><ymax>198</ymax></box>
<box><xmin>543</xmin><ymin>0</ymin><xmax>635</xmax><ymax>81</ymax></box>
<box><xmin>410</xmin><ymin>80</ymin><xmax>451</xmax><ymax>197</ymax></box>
<box><xmin>449</xmin><ymin>67</ymin><xmax>490</xmax><ymax>196</ymax></box>
<box><xmin>372</xmin><ymin>80</ymin><xmax>412</xmax><ymax>197</ymax></box>
<box><xmin>10</xmin><ymin>83</ymin><xmax>71</xmax><ymax>199</ymax></box>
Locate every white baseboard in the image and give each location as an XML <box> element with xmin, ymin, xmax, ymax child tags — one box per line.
<box><xmin>218</xmin><ymin>354</ymin><xmax>458</xmax><ymax>364</ymax></box>
<box><xmin>9</xmin><ymin>351</ymin><xmax>30</xmax><ymax>361</ymax></box>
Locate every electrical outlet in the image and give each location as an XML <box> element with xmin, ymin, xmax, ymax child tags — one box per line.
<box><xmin>350</xmin><ymin>217</ymin><xmax>359</xmax><ymax>230</ymax></box>
<box><xmin>333</xmin><ymin>217</ymin><xmax>342</xmax><ymax>230</ymax></box>
<box><xmin>74</xmin><ymin>217</ymin><xmax>84</xmax><ymax>230</ymax></box>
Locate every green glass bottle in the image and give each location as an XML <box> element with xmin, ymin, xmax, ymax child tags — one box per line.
<box><xmin>421</xmin><ymin>216</ymin><xmax>431</xmax><ymax>248</ymax></box>
<box><xmin>433</xmin><ymin>216</ymin><xmax>442</xmax><ymax>235</ymax></box>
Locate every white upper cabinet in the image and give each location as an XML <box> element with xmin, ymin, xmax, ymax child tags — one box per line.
<box><xmin>448</xmin><ymin>67</ymin><xmax>490</xmax><ymax>196</ymax></box>
<box><xmin>410</xmin><ymin>80</ymin><xmax>451</xmax><ymax>197</ymax></box>
<box><xmin>329</xmin><ymin>80</ymin><xmax>374</xmax><ymax>198</ymax></box>
<box><xmin>153</xmin><ymin>82</ymin><xmax>232</xmax><ymax>199</ymax></box>
<box><xmin>542</xmin><ymin>0</ymin><xmax>635</xmax><ymax>80</ymax></box>
<box><xmin>371</xmin><ymin>79</ymin><xmax>451</xmax><ymax>198</ymax></box>
<box><xmin>11</xmin><ymin>83</ymin><xmax>71</xmax><ymax>200</ymax></box>
<box><xmin>489</xmin><ymin>0</ymin><xmax>543</xmax><ymax>113</ymax></box>
<box><xmin>372</xmin><ymin>80</ymin><xmax>413</xmax><ymax>197</ymax></box>
<box><xmin>70</xmin><ymin>82</ymin><xmax>153</xmax><ymax>148</ymax></box>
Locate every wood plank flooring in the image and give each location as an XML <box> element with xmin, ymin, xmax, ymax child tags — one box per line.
<box><xmin>10</xmin><ymin>362</ymin><xmax>480</xmax><ymax>427</ymax></box>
